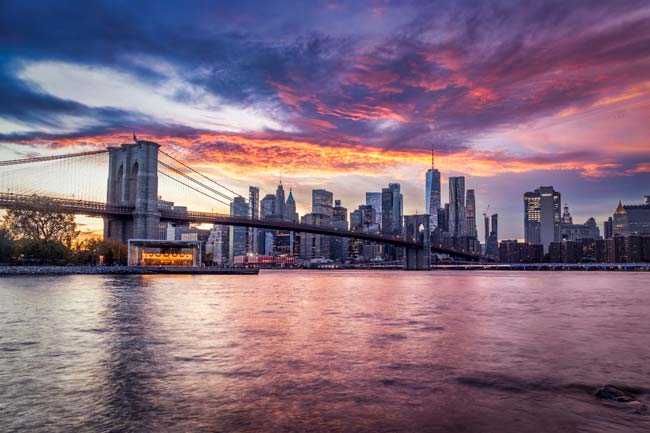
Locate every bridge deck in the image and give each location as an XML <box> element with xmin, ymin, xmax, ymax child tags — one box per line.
<box><xmin>0</xmin><ymin>193</ymin><xmax>484</xmax><ymax>261</ymax></box>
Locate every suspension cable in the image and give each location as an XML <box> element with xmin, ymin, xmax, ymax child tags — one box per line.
<box><xmin>159</xmin><ymin>150</ymin><xmax>244</xmax><ymax>198</ymax></box>
<box><xmin>0</xmin><ymin>149</ymin><xmax>108</xmax><ymax>167</ymax></box>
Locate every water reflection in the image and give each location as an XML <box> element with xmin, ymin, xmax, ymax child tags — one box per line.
<box><xmin>1</xmin><ymin>271</ymin><xmax>649</xmax><ymax>432</ymax></box>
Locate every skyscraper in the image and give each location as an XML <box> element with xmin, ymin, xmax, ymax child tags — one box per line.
<box><xmin>229</xmin><ymin>196</ymin><xmax>249</xmax><ymax>263</ymax></box>
<box><xmin>381</xmin><ymin>183</ymin><xmax>403</xmax><ymax>236</ymax></box>
<box><xmin>312</xmin><ymin>189</ymin><xmax>333</xmax><ymax>217</ymax></box>
<box><xmin>486</xmin><ymin>213</ymin><xmax>499</xmax><ymax>257</ymax></box>
<box><xmin>448</xmin><ymin>176</ymin><xmax>466</xmax><ymax>236</ymax></box>
<box><xmin>332</xmin><ymin>199</ymin><xmax>347</xmax><ymax>224</ymax></box>
<box><xmin>425</xmin><ymin>146</ymin><xmax>441</xmax><ymax>233</ymax></box>
<box><xmin>285</xmin><ymin>188</ymin><xmax>298</xmax><ymax>222</ymax></box>
<box><xmin>275</xmin><ymin>182</ymin><xmax>285</xmax><ymax>218</ymax></box>
<box><xmin>612</xmin><ymin>197</ymin><xmax>650</xmax><ymax>236</ymax></box>
<box><xmin>604</xmin><ymin>217</ymin><xmax>613</xmax><ymax>239</ymax></box>
<box><xmin>331</xmin><ymin>200</ymin><xmax>349</xmax><ymax>261</ymax></box>
<box><xmin>524</xmin><ymin>186</ymin><xmax>561</xmax><ymax>252</ymax></box>
<box><xmin>248</xmin><ymin>186</ymin><xmax>259</xmax><ymax>254</ymax></box>
<box><xmin>465</xmin><ymin>189</ymin><xmax>477</xmax><ymax>237</ymax></box>
<box><xmin>260</xmin><ymin>194</ymin><xmax>275</xmax><ymax>219</ymax></box>
<box><xmin>365</xmin><ymin>192</ymin><xmax>382</xmax><ymax>225</ymax></box>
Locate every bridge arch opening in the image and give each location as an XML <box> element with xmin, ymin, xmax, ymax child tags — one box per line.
<box><xmin>115</xmin><ymin>164</ymin><xmax>124</xmax><ymax>204</ymax></box>
<box><xmin>129</xmin><ymin>161</ymin><xmax>139</xmax><ymax>204</ymax></box>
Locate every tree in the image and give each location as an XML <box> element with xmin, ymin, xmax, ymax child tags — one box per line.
<box><xmin>71</xmin><ymin>236</ymin><xmax>103</xmax><ymax>265</ymax></box>
<box><xmin>98</xmin><ymin>239</ymin><xmax>127</xmax><ymax>266</ymax></box>
<box><xmin>0</xmin><ymin>226</ymin><xmax>16</xmax><ymax>263</ymax></box>
<box><xmin>16</xmin><ymin>239</ymin><xmax>70</xmax><ymax>265</ymax></box>
<box><xmin>3</xmin><ymin>195</ymin><xmax>80</xmax><ymax>247</ymax></box>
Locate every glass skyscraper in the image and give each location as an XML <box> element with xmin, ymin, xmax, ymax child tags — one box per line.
<box><xmin>425</xmin><ymin>164</ymin><xmax>441</xmax><ymax>233</ymax></box>
<box><xmin>448</xmin><ymin>176</ymin><xmax>466</xmax><ymax>236</ymax></box>
<box><xmin>365</xmin><ymin>192</ymin><xmax>382</xmax><ymax>226</ymax></box>
<box><xmin>524</xmin><ymin>186</ymin><xmax>561</xmax><ymax>252</ymax></box>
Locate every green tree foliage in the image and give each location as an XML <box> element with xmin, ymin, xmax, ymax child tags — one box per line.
<box><xmin>2</xmin><ymin>195</ymin><xmax>80</xmax><ymax>264</ymax></box>
<box><xmin>4</xmin><ymin>196</ymin><xmax>79</xmax><ymax>246</ymax></box>
<box><xmin>16</xmin><ymin>239</ymin><xmax>70</xmax><ymax>265</ymax></box>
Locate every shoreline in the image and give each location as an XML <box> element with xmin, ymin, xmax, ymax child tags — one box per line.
<box><xmin>0</xmin><ymin>266</ymin><xmax>259</xmax><ymax>276</ymax></box>
<box><xmin>1</xmin><ymin>265</ymin><xmax>649</xmax><ymax>275</ymax></box>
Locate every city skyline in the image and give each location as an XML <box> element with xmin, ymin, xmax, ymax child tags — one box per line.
<box><xmin>1</xmin><ymin>1</ymin><xmax>650</xmax><ymax>239</ymax></box>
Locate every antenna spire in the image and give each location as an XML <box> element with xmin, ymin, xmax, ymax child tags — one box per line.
<box><xmin>431</xmin><ymin>143</ymin><xmax>435</xmax><ymax>170</ymax></box>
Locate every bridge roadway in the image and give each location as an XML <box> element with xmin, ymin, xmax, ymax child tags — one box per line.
<box><xmin>0</xmin><ymin>193</ymin><xmax>483</xmax><ymax>261</ymax></box>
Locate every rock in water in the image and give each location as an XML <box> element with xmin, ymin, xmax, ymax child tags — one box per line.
<box><xmin>595</xmin><ymin>385</ymin><xmax>636</xmax><ymax>403</ymax></box>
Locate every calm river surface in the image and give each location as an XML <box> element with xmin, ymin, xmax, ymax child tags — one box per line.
<box><xmin>1</xmin><ymin>271</ymin><xmax>649</xmax><ymax>432</ymax></box>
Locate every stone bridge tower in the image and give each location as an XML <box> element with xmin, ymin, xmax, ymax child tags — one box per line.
<box><xmin>403</xmin><ymin>214</ymin><xmax>431</xmax><ymax>270</ymax></box>
<box><xmin>104</xmin><ymin>141</ymin><xmax>160</xmax><ymax>243</ymax></box>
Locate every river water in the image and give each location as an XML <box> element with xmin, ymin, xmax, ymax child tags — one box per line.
<box><xmin>1</xmin><ymin>271</ymin><xmax>649</xmax><ymax>432</ymax></box>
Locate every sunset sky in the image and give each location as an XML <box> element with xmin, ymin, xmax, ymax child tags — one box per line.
<box><xmin>1</xmin><ymin>0</ymin><xmax>649</xmax><ymax>240</ymax></box>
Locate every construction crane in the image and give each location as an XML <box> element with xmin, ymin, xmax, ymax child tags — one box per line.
<box><xmin>482</xmin><ymin>204</ymin><xmax>491</xmax><ymax>242</ymax></box>
<box><xmin>482</xmin><ymin>204</ymin><xmax>491</xmax><ymax>218</ymax></box>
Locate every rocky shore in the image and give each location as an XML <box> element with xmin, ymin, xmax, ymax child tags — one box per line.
<box><xmin>0</xmin><ymin>266</ymin><xmax>259</xmax><ymax>275</ymax></box>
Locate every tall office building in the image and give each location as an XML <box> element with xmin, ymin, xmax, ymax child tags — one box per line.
<box><xmin>300</xmin><ymin>213</ymin><xmax>331</xmax><ymax>259</ymax></box>
<box><xmin>248</xmin><ymin>186</ymin><xmax>260</xmax><ymax>255</ymax></box>
<box><xmin>331</xmin><ymin>200</ymin><xmax>349</xmax><ymax>261</ymax></box>
<box><xmin>365</xmin><ymin>192</ymin><xmax>382</xmax><ymax>225</ymax></box>
<box><xmin>612</xmin><ymin>197</ymin><xmax>650</xmax><ymax>236</ymax></box>
<box><xmin>465</xmin><ymin>189</ymin><xmax>477</xmax><ymax>237</ymax></box>
<box><xmin>484</xmin><ymin>214</ymin><xmax>490</xmax><ymax>246</ymax></box>
<box><xmin>260</xmin><ymin>194</ymin><xmax>275</xmax><ymax>219</ymax></box>
<box><xmin>448</xmin><ymin>176</ymin><xmax>466</xmax><ymax>236</ymax></box>
<box><xmin>486</xmin><ymin>213</ymin><xmax>499</xmax><ymax>257</ymax></box>
<box><xmin>229</xmin><ymin>196</ymin><xmax>249</xmax><ymax>263</ymax></box>
<box><xmin>604</xmin><ymin>217</ymin><xmax>613</xmax><ymax>239</ymax></box>
<box><xmin>312</xmin><ymin>189</ymin><xmax>334</xmax><ymax>217</ymax></box>
<box><xmin>285</xmin><ymin>188</ymin><xmax>298</xmax><ymax>222</ymax></box>
<box><xmin>205</xmin><ymin>224</ymin><xmax>229</xmax><ymax>265</ymax></box>
<box><xmin>524</xmin><ymin>186</ymin><xmax>561</xmax><ymax>252</ymax></box>
<box><xmin>332</xmin><ymin>199</ymin><xmax>347</xmax><ymax>223</ymax></box>
<box><xmin>381</xmin><ymin>183</ymin><xmax>403</xmax><ymax>236</ymax></box>
<box><xmin>275</xmin><ymin>182</ymin><xmax>285</xmax><ymax>218</ymax></box>
<box><xmin>425</xmin><ymin>146</ymin><xmax>441</xmax><ymax>233</ymax></box>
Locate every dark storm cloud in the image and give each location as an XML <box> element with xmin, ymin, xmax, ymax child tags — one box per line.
<box><xmin>0</xmin><ymin>0</ymin><xmax>649</xmax><ymax>159</ymax></box>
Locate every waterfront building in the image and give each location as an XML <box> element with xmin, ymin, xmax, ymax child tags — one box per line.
<box><xmin>274</xmin><ymin>230</ymin><xmax>299</xmax><ymax>257</ymax></box>
<box><xmin>448</xmin><ymin>176</ymin><xmax>466</xmax><ymax>236</ymax></box>
<box><xmin>229</xmin><ymin>196</ymin><xmax>249</xmax><ymax>263</ymax></box>
<box><xmin>549</xmin><ymin>241</ymin><xmax>583</xmax><ymax>263</ymax></box>
<box><xmin>205</xmin><ymin>225</ymin><xmax>229</xmax><ymax>265</ymax></box>
<box><xmin>300</xmin><ymin>213</ymin><xmax>331</xmax><ymax>259</ymax></box>
<box><xmin>365</xmin><ymin>192</ymin><xmax>382</xmax><ymax>226</ymax></box>
<box><xmin>499</xmin><ymin>240</ymin><xmax>544</xmax><ymax>263</ymax></box>
<box><xmin>524</xmin><ymin>186</ymin><xmax>561</xmax><ymax>252</ymax></box>
<box><xmin>612</xmin><ymin>196</ymin><xmax>650</xmax><ymax>236</ymax></box>
<box><xmin>425</xmin><ymin>146</ymin><xmax>441</xmax><ymax>233</ymax></box>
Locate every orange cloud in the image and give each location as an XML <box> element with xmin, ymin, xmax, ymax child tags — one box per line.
<box><xmin>15</xmin><ymin>131</ymin><xmax>632</xmax><ymax>180</ymax></box>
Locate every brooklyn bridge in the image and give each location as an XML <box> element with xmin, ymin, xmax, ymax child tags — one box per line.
<box><xmin>0</xmin><ymin>140</ymin><xmax>485</xmax><ymax>269</ymax></box>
